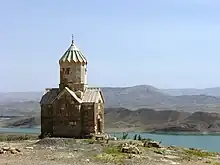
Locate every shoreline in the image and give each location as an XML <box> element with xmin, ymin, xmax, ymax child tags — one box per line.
<box><xmin>107</xmin><ymin>130</ymin><xmax>220</xmax><ymax>136</ymax></box>
<box><xmin>147</xmin><ymin>131</ymin><xmax>220</xmax><ymax>136</ymax></box>
<box><xmin>2</xmin><ymin>127</ymin><xmax>220</xmax><ymax>136</ymax></box>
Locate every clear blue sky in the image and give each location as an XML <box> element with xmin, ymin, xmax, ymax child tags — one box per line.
<box><xmin>0</xmin><ymin>0</ymin><xmax>220</xmax><ymax>92</ymax></box>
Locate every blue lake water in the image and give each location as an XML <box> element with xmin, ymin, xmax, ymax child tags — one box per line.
<box><xmin>1</xmin><ymin>127</ymin><xmax>220</xmax><ymax>152</ymax></box>
<box><xmin>0</xmin><ymin>127</ymin><xmax>40</xmax><ymax>134</ymax></box>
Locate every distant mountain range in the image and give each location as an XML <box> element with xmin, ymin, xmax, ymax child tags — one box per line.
<box><xmin>1</xmin><ymin>85</ymin><xmax>220</xmax><ymax>112</ymax></box>
<box><xmin>162</xmin><ymin>87</ymin><xmax>220</xmax><ymax>96</ymax></box>
<box><xmin>2</xmin><ymin>85</ymin><xmax>220</xmax><ymax>132</ymax></box>
<box><xmin>102</xmin><ymin>85</ymin><xmax>220</xmax><ymax>111</ymax></box>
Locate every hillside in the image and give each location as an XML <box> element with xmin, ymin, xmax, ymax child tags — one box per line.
<box><xmin>105</xmin><ymin>108</ymin><xmax>220</xmax><ymax>132</ymax></box>
<box><xmin>2</xmin><ymin>108</ymin><xmax>220</xmax><ymax>133</ymax></box>
<box><xmin>1</xmin><ymin>85</ymin><xmax>220</xmax><ymax>112</ymax></box>
<box><xmin>104</xmin><ymin>107</ymin><xmax>191</xmax><ymax>131</ymax></box>
<box><xmin>102</xmin><ymin>85</ymin><xmax>220</xmax><ymax>111</ymax></box>
<box><xmin>0</xmin><ymin>101</ymin><xmax>40</xmax><ymax>116</ymax></box>
<box><xmin>162</xmin><ymin>87</ymin><xmax>220</xmax><ymax>96</ymax></box>
<box><xmin>0</xmin><ymin>92</ymin><xmax>42</xmax><ymax>103</ymax></box>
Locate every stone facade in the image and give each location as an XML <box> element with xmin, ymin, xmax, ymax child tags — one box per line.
<box><xmin>40</xmin><ymin>38</ymin><xmax>104</xmax><ymax>138</ymax></box>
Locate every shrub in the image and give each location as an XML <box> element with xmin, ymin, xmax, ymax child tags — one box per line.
<box><xmin>122</xmin><ymin>132</ymin><xmax>128</xmax><ymax>140</ymax></box>
<box><xmin>133</xmin><ymin>134</ymin><xmax>137</xmax><ymax>140</ymax></box>
<box><xmin>137</xmin><ymin>135</ymin><xmax>142</xmax><ymax>141</ymax></box>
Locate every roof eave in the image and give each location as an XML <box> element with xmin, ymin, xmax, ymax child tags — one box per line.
<box><xmin>51</xmin><ymin>87</ymin><xmax>82</xmax><ymax>104</ymax></box>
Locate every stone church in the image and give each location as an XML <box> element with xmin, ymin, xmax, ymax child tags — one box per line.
<box><xmin>40</xmin><ymin>37</ymin><xmax>105</xmax><ymax>138</ymax></box>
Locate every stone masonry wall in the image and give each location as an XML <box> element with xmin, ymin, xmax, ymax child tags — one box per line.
<box><xmin>41</xmin><ymin>105</ymin><xmax>53</xmax><ymax>135</ymax></box>
<box><xmin>52</xmin><ymin>91</ymin><xmax>82</xmax><ymax>137</ymax></box>
<box><xmin>59</xmin><ymin>62</ymin><xmax>87</xmax><ymax>92</ymax></box>
<box><xmin>81</xmin><ymin>103</ymin><xmax>95</xmax><ymax>135</ymax></box>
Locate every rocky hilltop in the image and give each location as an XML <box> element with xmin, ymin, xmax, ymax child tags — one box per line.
<box><xmin>1</xmin><ymin>135</ymin><xmax>220</xmax><ymax>165</ymax></box>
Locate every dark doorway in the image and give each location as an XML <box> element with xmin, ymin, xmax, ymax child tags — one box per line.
<box><xmin>97</xmin><ymin>119</ymin><xmax>101</xmax><ymax>133</ymax></box>
<box><xmin>97</xmin><ymin>114</ymin><xmax>102</xmax><ymax>133</ymax></box>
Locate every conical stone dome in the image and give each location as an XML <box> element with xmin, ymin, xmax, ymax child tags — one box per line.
<box><xmin>59</xmin><ymin>39</ymin><xmax>87</xmax><ymax>64</ymax></box>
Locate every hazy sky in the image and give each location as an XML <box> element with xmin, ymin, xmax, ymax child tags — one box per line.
<box><xmin>1</xmin><ymin>0</ymin><xmax>220</xmax><ymax>92</ymax></box>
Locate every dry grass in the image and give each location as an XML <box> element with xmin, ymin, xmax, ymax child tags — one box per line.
<box><xmin>0</xmin><ymin>137</ymin><xmax>220</xmax><ymax>165</ymax></box>
<box><xmin>0</xmin><ymin>134</ymin><xmax>37</xmax><ymax>142</ymax></box>
<box><xmin>183</xmin><ymin>148</ymin><xmax>216</xmax><ymax>158</ymax></box>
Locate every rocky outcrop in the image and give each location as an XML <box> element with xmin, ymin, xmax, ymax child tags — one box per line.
<box><xmin>121</xmin><ymin>143</ymin><xmax>141</xmax><ymax>154</ymax></box>
<box><xmin>143</xmin><ymin>141</ymin><xmax>162</xmax><ymax>148</ymax></box>
<box><xmin>0</xmin><ymin>147</ymin><xmax>21</xmax><ymax>154</ymax></box>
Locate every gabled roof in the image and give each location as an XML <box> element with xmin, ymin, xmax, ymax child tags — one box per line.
<box><xmin>40</xmin><ymin>88</ymin><xmax>59</xmax><ymax>105</ymax></box>
<box><xmin>82</xmin><ymin>87</ymin><xmax>105</xmax><ymax>103</ymax></box>
<box><xmin>51</xmin><ymin>87</ymin><xmax>82</xmax><ymax>104</ymax></box>
<box><xmin>40</xmin><ymin>87</ymin><xmax>105</xmax><ymax>105</ymax></box>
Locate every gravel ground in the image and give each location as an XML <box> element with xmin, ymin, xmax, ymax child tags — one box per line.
<box><xmin>1</xmin><ymin>138</ymin><xmax>220</xmax><ymax>165</ymax></box>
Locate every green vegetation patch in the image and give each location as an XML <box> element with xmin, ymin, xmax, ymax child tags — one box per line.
<box><xmin>0</xmin><ymin>134</ymin><xmax>37</xmax><ymax>142</ymax></box>
<box><xmin>81</xmin><ymin>138</ymin><xmax>105</xmax><ymax>144</ymax></box>
<box><xmin>183</xmin><ymin>148</ymin><xmax>216</xmax><ymax>158</ymax></box>
<box><xmin>104</xmin><ymin>145</ymin><xmax>121</xmax><ymax>154</ymax></box>
<box><xmin>94</xmin><ymin>145</ymin><xmax>127</xmax><ymax>164</ymax></box>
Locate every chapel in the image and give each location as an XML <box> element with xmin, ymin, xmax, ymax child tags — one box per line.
<box><xmin>40</xmin><ymin>36</ymin><xmax>104</xmax><ymax>138</ymax></box>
